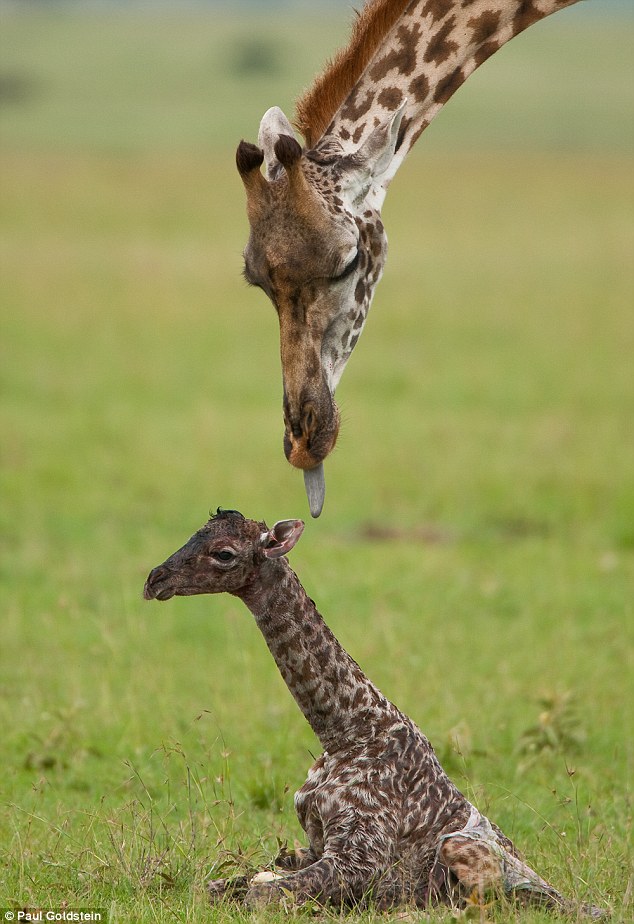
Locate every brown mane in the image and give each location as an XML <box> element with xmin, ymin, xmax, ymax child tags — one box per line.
<box><xmin>294</xmin><ymin>0</ymin><xmax>413</xmax><ymax>149</ymax></box>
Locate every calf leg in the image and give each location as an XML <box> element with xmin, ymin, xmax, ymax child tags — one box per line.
<box><xmin>439</xmin><ymin>834</ymin><xmax>506</xmax><ymax>898</ymax></box>
<box><xmin>438</xmin><ymin>824</ymin><xmax>607</xmax><ymax>919</ymax></box>
<box><xmin>246</xmin><ymin>809</ymin><xmax>399</xmax><ymax>907</ymax></box>
<box><xmin>207</xmin><ymin>875</ymin><xmax>249</xmax><ymax>903</ymax></box>
<box><xmin>274</xmin><ymin>844</ymin><xmax>318</xmax><ymax>871</ymax></box>
<box><xmin>208</xmin><ymin>852</ymin><xmax>318</xmax><ymax>904</ymax></box>
<box><xmin>245</xmin><ymin>856</ymin><xmax>341</xmax><ymax>906</ymax></box>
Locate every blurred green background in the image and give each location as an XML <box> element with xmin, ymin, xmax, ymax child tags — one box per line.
<box><xmin>0</xmin><ymin>1</ymin><xmax>632</xmax><ymax>919</ymax></box>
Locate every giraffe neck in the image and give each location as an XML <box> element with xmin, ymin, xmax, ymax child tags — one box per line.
<box><xmin>238</xmin><ymin>561</ymin><xmax>395</xmax><ymax>753</ymax></box>
<box><xmin>316</xmin><ymin>0</ymin><xmax>579</xmax><ymax>184</ymax></box>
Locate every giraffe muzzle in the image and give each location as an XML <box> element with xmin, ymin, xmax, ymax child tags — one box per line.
<box><xmin>283</xmin><ymin>391</ymin><xmax>340</xmax><ymax>463</ymax></box>
<box><xmin>143</xmin><ymin>566</ymin><xmax>176</xmax><ymax>601</ymax></box>
<box><xmin>283</xmin><ymin>400</ymin><xmax>339</xmax><ymax>518</ymax></box>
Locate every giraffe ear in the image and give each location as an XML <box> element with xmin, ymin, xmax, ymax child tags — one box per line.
<box><xmin>261</xmin><ymin>519</ymin><xmax>305</xmax><ymax>559</ymax></box>
<box><xmin>340</xmin><ymin>100</ymin><xmax>407</xmax><ymax>205</ymax></box>
<box><xmin>258</xmin><ymin>107</ymin><xmax>301</xmax><ymax>179</ymax></box>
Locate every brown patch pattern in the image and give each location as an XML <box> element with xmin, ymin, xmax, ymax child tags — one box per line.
<box><xmin>294</xmin><ymin>0</ymin><xmax>413</xmax><ymax>147</ymax></box>
<box><xmin>409</xmin><ymin>73</ymin><xmax>431</xmax><ymax>103</ymax></box>
<box><xmin>296</xmin><ymin>0</ymin><xmax>579</xmax><ymax>157</ymax></box>
<box><xmin>513</xmin><ymin>0</ymin><xmax>543</xmax><ymax>35</ymax></box>
<box><xmin>433</xmin><ymin>66</ymin><xmax>465</xmax><ymax>104</ymax></box>
<box><xmin>370</xmin><ymin>23</ymin><xmax>422</xmax><ymax>81</ymax></box>
<box><xmin>423</xmin><ymin>18</ymin><xmax>459</xmax><ymax>65</ymax></box>
<box><xmin>377</xmin><ymin>86</ymin><xmax>404</xmax><ymax>110</ymax></box>
<box><xmin>340</xmin><ymin>87</ymin><xmax>376</xmax><ymax>123</ymax></box>
<box><xmin>423</xmin><ymin>0</ymin><xmax>455</xmax><ymax>23</ymax></box>
<box><xmin>468</xmin><ymin>9</ymin><xmax>502</xmax><ymax>46</ymax></box>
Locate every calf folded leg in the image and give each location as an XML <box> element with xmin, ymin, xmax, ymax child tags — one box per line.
<box><xmin>437</xmin><ymin>807</ymin><xmax>607</xmax><ymax>918</ymax></box>
<box><xmin>245</xmin><ymin>856</ymin><xmax>341</xmax><ymax>906</ymax></box>
<box><xmin>207</xmin><ymin>875</ymin><xmax>249</xmax><ymax>903</ymax></box>
<box><xmin>439</xmin><ymin>813</ymin><xmax>567</xmax><ymax>910</ymax></box>
<box><xmin>246</xmin><ymin>808</ymin><xmax>399</xmax><ymax>907</ymax></box>
<box><xmin>274</xmin><ymin>844</ymin><xmax>318</xmax><ymax>871</ymax></box>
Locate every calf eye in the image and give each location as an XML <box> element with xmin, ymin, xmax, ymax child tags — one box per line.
<box><xmin>213</xmin><ymin>549</ymin><xmax>235</xmax><ymax>562</ymax></box>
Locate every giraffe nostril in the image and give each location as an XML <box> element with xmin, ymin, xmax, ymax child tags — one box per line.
<box><xmin>303</xmin><ymin>406</ymin><xmax>316</xmax><ymax>434</ymax></box>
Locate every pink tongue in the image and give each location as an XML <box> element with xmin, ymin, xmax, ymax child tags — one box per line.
<box><xmin>303</xmin><ymin>464</ymin><xmax>325</xmax><ymax>518</ymax></box>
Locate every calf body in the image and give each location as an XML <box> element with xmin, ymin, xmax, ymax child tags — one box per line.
<box><xmin>144</xmin><ymin>510</ymin><xmax>604</xmax><ymax>916</ymax></box>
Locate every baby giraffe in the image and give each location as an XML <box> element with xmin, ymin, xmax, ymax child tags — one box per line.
<box><xmin>144</xmin><ymin>509</ymin><xmax>604</xmax><ymax>917</ymax></box>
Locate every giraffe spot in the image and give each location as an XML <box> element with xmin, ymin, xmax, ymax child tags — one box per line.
<box><xmin>352</xmin><ymin>687</ymin><xmax>367</xmax><ymax>709</ymax></box>
<box><xmin>513</xmin><ymin>0</ymin><xmax>543</xmax><ymax>36</ymax></box>
<box><xmin>397</xmin><ymin>21</ymin><xmax>423</xmax><ymax>74</ymax></box>
<box><xmin>409</xmin><ymin>73</ymin><xmax>430</xmax><ymax>104</ymax></box>
<box><xmin>339</xmin><ymin>126</ymin><xmax>351</xmax><ymax>141</ymax></box>
<box><xmin>377</xmin><ymin>86</ymin><xmax>404</xmax><ymax>111</ymax></box>
<box><xmin>341</xmin><ymin>87</ymin><xmax>376</xmax><ymax>122</ymax></box>
<box><xmin>433</xmin><ymin>66</ymin><xmax>465</xmax><ymax>105</ymax></box>
<box><xmin>352</xmin><ymin>122</ymin><xmax>366</xmax><ymax>145</ymax></box>
<box><xmin>396</xmin><ymin>114</ymin><xmax>415</xmax><ymax>152</ymax></box>
<box><xmin>423</xmin><ymin>0</ymin><xmax>453</xmax><ymax>23</ymax></box>
<box><xmin>369</xmin><ymin>23</ymin><xmax>420</xmax><ymax>80</ymax></box>
<box><xmin>299</xmin><ymin>658</ymin><xmax>315</xmax><ymax>683</ymax></box>
<box><xmin>370</xmin><ymin>48</ymin><xmax>403</xmax><ymax>81</ymax></box>
<box><xmin>474</xmin><ymin>40</ymin><xmax>500</xmax><ymax>68</ymax></box>
<box><xmin>354</xmin><ymin>279</ymin><xmax>366</xmax><ymax>304</ymax></box>
<box><xmin>409</xmin><ymin>120</ymin><xmax>428</xmax><ymax>147</ymax></box>
<box><xmin>423</xmin><ymin>18</ymin><xmax>459</xmax><ymax>65</ymax></box>
<box><xmin>468</xmin><ymin>9</ymin><xmax>501</xmax><ymax>46</ymax></box>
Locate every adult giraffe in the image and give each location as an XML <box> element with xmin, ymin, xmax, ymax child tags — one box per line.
<box><xmin>236</xmin><ymin>0</ymin><xmax>580</xmax><ymax>516</ymax></box>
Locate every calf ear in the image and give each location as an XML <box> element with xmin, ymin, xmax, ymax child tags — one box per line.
<box><xmin>261</xmin><ymin>519</ymin><xmax>305</xmax><ymax>559</ymax></box>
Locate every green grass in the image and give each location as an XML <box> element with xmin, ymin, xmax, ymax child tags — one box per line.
<box><xmin>1</xmin><ymin>4</ymin><xmax>633</xmax><ymax>922</ymax></box>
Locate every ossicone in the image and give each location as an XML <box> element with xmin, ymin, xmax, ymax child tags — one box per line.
<box><xmin>236</xmin><ymin>140</ymin><xmax>269</xmax><ymax>213</ymax></box>
<box><xmin>274</xmin><ymin>134</ymin><xmax>303</xmax><ymax>169</ymax></box>
<box><xmin>236</xmin><ymin>140</ymin><xmax>265</xmax><ymax>176</ymax></box>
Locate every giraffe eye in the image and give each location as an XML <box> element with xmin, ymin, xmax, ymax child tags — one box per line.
<box><xmin>212</xmin><ymin>549</ymin><xmax>235</xmax><ymax>563</ymax></box>
<box><xmin>333</xmin><ymin>249</ymin><xmax>360</xmax><ymax>281</ymax></box>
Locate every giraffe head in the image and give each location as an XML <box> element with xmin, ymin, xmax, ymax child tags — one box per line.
<box><xmin>237</xmin><ymin>105</ymin><xmax>406</xmax><ymax>513</ymax></box>
<box><xmin>143</xmin><ymin>508</ymin><xmax>304</xmax><ymax>601</ymax></box>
